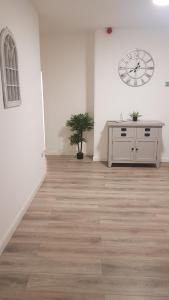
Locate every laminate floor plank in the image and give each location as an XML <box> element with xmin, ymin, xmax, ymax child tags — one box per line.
<box><xmin>26</xmin><ymin>273</ymin><xmax>169</xmax><ymax>296</ymax></box>
<box><xmin>1</xmin><ymin>156</ymin><xmax>169</xmax><ymax>299</ymax></box>
<box><xmin>105</xmin><ymin>296</ymin><xmax>169</xmax><ymax>300</ymax></box>
<box><xmin>0</xmin><ymin>292</ymin><xmax>105</xmax><ymax>300</ymax></box>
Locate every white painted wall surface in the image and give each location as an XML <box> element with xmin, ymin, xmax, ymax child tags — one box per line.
<box><xmin>94</xmin><ymin>29</ymin><xmax>169</xmax><ymax>162</ymax></box>
<box><xmin>41</xmin><ymin>33</ymin><xmax>94</xmax><ymax>155</ymax></box>
<box><xmin>0</xmin><ymin>0</ymin><xmax>46</xmax><ymax>252</ymax></box>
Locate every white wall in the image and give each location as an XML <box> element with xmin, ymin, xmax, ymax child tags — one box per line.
<box><xmin>41</xmin><ymin>33</ymin><xmax>94</xmax><ymax>155</ymax></box>
<box><xmin>0</xmin><ymin>0</ymin><xmax>46</xmax><ymax>253</ymax></box>
<box><xmin>94</xmin><ymin>29</ymin><xmax>169</xmax><ymax>161</ymax></box>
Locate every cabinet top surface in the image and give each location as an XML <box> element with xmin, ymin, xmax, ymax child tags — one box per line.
<box><xmin>107</xmin><ymin>120</ymin><xmax>165</xmax><ymax>128</ymax></box>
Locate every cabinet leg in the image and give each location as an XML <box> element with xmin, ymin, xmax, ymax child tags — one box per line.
<box><xmin>108</xmin><ymin>161</ymin><xmax>112</xmax><ymax>168</ymax></box>
<box><xmin>156</xmin><ymin>162</ymin><xmax>160</xmax><ymax>168</ymax></box>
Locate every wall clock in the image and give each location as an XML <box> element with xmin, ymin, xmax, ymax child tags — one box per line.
<box><xmin>118</xmin><ymin>49</ymin><xmax>154</xmax><ymax>87</ymax></box>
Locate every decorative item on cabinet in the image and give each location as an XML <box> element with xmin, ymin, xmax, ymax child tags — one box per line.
<box><xmin>129</xmin><ymin>111</ymin><xmax>142</xmax><ymax>122</ymax></box>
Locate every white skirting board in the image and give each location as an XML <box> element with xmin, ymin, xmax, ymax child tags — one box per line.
<box><xmin>0</xmin><ymin>173</ymin><xmax>46</xmax><ymax>256</ymax></box>
<box><xmin>93</xmin><ymin>156</ymin><xmax>106</xmax><ymax>162</ymax></box>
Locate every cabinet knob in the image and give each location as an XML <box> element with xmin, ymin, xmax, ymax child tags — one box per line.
<box><xmin>136</xmin><ymin>148</ymin><xmax>139</xmax><ymax>151</ymax></box>
<box><xmin>131</xmin><ymin>148</ymin><xmax>134</xmax><ymax>151</ymax></box>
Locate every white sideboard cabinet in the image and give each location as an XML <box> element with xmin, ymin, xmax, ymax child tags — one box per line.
<box><xmin>108</xmin><ymin>121</ymin><xmax>165</xmax><ymax>168</ymax></box>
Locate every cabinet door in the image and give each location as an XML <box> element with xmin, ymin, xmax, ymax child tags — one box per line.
<box><xmin>135</xmin><ymin>140</ymin><xmax>157</xmax><ymax>162</ymax></box>
<box><xmin>112</xmin><ymin>140</ymin><xmax>135</xmax><ymax>161</ymax></box>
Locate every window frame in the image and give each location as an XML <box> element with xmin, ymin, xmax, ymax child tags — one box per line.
<box><xmin>0</xmin><ymin>27</ymin><xmax>21</xmax><ymax>108</ymax></box>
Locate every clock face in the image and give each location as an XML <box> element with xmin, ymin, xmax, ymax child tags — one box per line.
<box><xmin>118</xmin><ymin>49</ymin><xmax>154</xmax><ymax>87</ymax></box>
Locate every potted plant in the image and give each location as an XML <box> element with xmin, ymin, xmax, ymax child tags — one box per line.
<box><xmin>66</xmin><ymin>113</ymin><xmax>94</xmax><ymax>159</ymax></box>
<box><xmin>130</xmin><ymin>111</ymin><xmax>142</xmax><ymax>122</ymax></box>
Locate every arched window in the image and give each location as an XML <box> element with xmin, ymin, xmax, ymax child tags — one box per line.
<box><xmin>0</xmin><ymin>27</ymin><xmax>21</xmax><ymax>108</ymax></box>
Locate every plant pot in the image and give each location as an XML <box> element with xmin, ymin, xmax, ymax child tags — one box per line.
<box><xmin>77</xmin><ymin>152</ymin><xmax>84</xmax><ymax>160</ymax></box>
<box><xmin>133</xmin><ymin>116</ymin><xmax>138</xmax><ymax>121</ymax></box>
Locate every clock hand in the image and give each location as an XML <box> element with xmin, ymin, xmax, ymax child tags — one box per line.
<box><xmin>133</xmin><ymin>62</ymin><xmax>140</xmax><ymax>73</ymax></box>
<box><xmin>129</xmin><ymin>64</ymin><xmax>139</xmax><ymax>73</ymax></box>
<box><xmin>135</xmin><ymin>62</ymin><xmax>140</xmax><ymax>70</ymax></box>
<box><xmin>121</xmin><ymin>62</ymin><xmax>141</xmax><ymax>73</ymax></box>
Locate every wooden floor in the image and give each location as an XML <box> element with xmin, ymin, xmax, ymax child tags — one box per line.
<box><xmin>1</xmin><ymin>156</ymin><xmax>169</xmax><ymax>299</ymax></box>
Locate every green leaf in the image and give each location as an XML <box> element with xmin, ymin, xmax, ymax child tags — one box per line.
<box><xmin>129</xmin><ymin>111</ymin><xmax>142</xmax><ymax>118</ymax></box>
<box><xmin>66</xmin><ymin>113</ymin><xmax>94</xmax><ymax>132</ymax></box>
<box><xmin>69</xmin><ymin>134</ymin><xmax>81</xmax><ymax>145</ymax></box>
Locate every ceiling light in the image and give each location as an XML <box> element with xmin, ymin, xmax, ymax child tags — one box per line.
<box><xmin>153</xmin><ymin>0</ymin><xmax>169</xmax><ymax>6</ymax></box>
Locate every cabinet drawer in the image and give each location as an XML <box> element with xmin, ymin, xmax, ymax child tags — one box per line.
<box><xmin>136</xmin><ymin>128</ymin><xmax>158</xmax><ymax>139</ymax></box>
<box><xmin>113</xmin><ymin>127</ymin><xmax>135</xmax><ymax>138</ymax></box>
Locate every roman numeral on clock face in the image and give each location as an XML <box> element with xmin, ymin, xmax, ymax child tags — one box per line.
<box><xmin>120</xmin><ymin>73</ymin><xmax>128</xmax><ymax>79</ymax></box>
<box><xmin>146</xmin><ymin>58</ymin><xmax>152</xmax><ymax>64</ymax></box>
<box><xmin>145</xmin><ymin>73</ymin><xmax>151</xmax><ymax>79</ymax></box>
<box><xmin>126</xmin><ymin>79</ymin><xmax>131</xmax><ymax>85</ymax></box>
<box><xmin>134</xmin><ymin>80</ymin><xmax>138</xmax><ymax>86</ymax></box>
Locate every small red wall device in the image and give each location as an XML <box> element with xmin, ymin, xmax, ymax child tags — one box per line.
<box><xmin>106</xmin><ymin>27</ymin><xmax>112</xmax><ymax>34</ymax></box>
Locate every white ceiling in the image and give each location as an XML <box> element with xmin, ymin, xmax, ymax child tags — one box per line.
<box><xmin>31</xmin><ymin>0</ymin><xmax>169</xmax><ymax>34</ymax></box>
